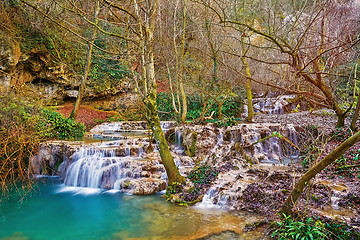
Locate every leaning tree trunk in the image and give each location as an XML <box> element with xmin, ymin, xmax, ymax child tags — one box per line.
<box><xmin>70</xmin><ymin>0</ymin><xmax>99</xmax><ymax>119</ymax></box>
<box><xmin>132</xmin><ymin>0</ymin><xmax>184</xmax><ymax>185</ymax></box>
<box><xmin>279</xmin><ymin>129</ymin><xmax>360</xmax><ymax>215</ymax></box>
<box><xmin>144</xmin><ymin>82</ymin><xmax>185</xmax><ymax>185</ymax></box>
<box><xmin>143</xmin><ymin>40</ymin><xmax>184</xmax><ymax>184</ymax></box>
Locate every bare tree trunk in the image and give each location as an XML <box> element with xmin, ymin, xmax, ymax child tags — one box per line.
<box><xmin>167</xmin><ymin>62</ymin><xmax>180</xmax><ymax>114</ymax></box>
<box><xmin>351</xmin><ymin>63</ymin><xmax>359</xmax><ymax>130</ymax></box>
<box><xmin>172</xmin><ymin>0</ymin><xmax>188</xmax><ymax>123</ymax></box>
<box><xmin>179</xmin><ymin>0</ymin><xmax>188</xmax><ymax>123</ymax></box>
<box><xmin>241</xmin><ymin>40</ymin><xmax>254</xmax><ymax>122</ymax></box>
<box><xmin>279</xmin><ymin>129</ymin><xmax>360</xmax><ymax>215</ymax></box>
<box><xmin>70</xmin><ymin>0</ymin><xmax>99</xmax><ymax>119</ymax></box>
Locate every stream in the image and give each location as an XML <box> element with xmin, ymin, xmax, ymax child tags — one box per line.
<box><xmin>0</xmin><ymin>178</ymin><xmax>263</xmax><ymax>240</ymax></box>
<box><xmin>1</xmin><ymin>119</ymin><xmax>357</xmax><ymax>239</ymax></box>
<box><xmin>0</xmin><ymin>122</ymin><xmax>268</xmax><ymax>240</ymax></box>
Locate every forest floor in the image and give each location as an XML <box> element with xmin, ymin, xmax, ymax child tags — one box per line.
<box><xmin>55</xmin><ymin>102</ymin><xmax>120</xmax><ymax>129</ymax></box>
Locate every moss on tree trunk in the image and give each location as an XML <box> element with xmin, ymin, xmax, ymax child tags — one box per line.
<box><xmin>144</xmin><ymin>83</ymin><xmax>185</xmax><ymax>185</ymax></box>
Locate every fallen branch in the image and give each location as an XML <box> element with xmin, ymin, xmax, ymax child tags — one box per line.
<box><xmin>336</xmin><ymin>164</ymin><xmax>360</xmax><ymax>171</ymax></box>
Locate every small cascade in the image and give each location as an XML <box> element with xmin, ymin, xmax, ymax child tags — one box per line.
<box><xmin>243</xmin><ymin>95</ymin><xmax>295</xmax><ymax>117</ymax></box>
<box><xmin>63</xmin><ymin>146</ymin><xmax>144</xmax><ymax>189</ymax></box>
<box><xmin>196</xmin><ymin>188</ymin><xmax>221</xmax><ymax>209</ymax></box>
<box><xmin>175</xmin><ymin>123</ymin><xmax>300</xmax><ymax>165</ymax></box>
<box><xmin>90</xmin><ymin>121</ymin><xmax>175</xmax><ymax>134</ymax></box>
<box><xmin>331</xmin><ymin>192</ymin><xmax>341</xmax><ymax>210</ymax></box>
<box><xmin>90</xmin><ymin>122</ymin><xmax>123</xmax><ymax>133</ymax></box>
<box><xmin>160</xmin><ymin>121</ymin><xmax>176</xmax><ymax>132</ymax></box>
<box><xmin>286</xmin><ymin>124</ymin><xmax>299</xmax><ymax>157</ymax></box>
<box><xmin>204</xmin><ymin>129</ymin><xmax>224</xmax><ymax>162</ymax></box>
<box><xmin>173</xmin><ymin>128</ymin><xmax>185</xmax><ymax>154</ymax></box>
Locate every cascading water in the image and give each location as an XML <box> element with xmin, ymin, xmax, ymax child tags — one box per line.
<box><xmin>286</xmin><ymin>124</ymin><xmax>299</xmax><ymax>157</ymax></box>
<box><xmin>49</xmin><ymin>121</ymin><xmax>183</xmax><ymax>194</ymax></box>
<box><xmin>173</xmin><ymin>123</ymin><xmax>302</xmax><ymax>209</ymax></box>
<box><xmin>204</xmin><ymin>129</ymin><xmax>224</xmax><ymax>162</ymax></box>
<box><xmin>174</xmin><ymin>128</ymin><xmax>184</xmax><ymax>154</ymax></box>
<box><xmin>63</xmin><ymin>146</ymin><xmax>145</xmax><ymax>189</ymax></box>
<box><xmin>243</xmin><ymin>95</ymin><xmax>296</xmax><ymax>117</ymax></box>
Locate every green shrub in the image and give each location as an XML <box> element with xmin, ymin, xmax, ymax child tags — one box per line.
<box><xmin>272</xmin><ymin>215</ymin><xmax>360</xmax><ymax>240</ymax></box>
<box><xmin>38</xmin><ymin>109</ymin><xmax>85</xmax><ymax>140</ymax></box>
<box><xmin>185</xmin><ymin>165</ymin><xmax>218</xmax><ymax>202</ymax></box>
<box><xmin>0</xmin><ymin>94</ymin><xmax>85</xmax><ymax>140</ymax></box>
<box><xmin>0</xmin><ymin>94</ymin><xmax>85</xmax><ymax>202</ymax></box>
<box><xmin>157</xmin><ymin>93</ymin><xmax>243</xmax><ymax>121</ymax></box>
<box><xmin>271</xmin><ymin>214</ymin><xmax>327</xmax><ymax>240</ymax></box>
<box><xmin>319</xmin><ymin>217</ymin><xmax>360</xmax><ymax>240</ymax></box>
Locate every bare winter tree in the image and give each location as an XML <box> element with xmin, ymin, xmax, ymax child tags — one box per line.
<box><xmin>200</xmin><ymin>0</ymin><xmax>360</xmax><ymax>127</ymax></box>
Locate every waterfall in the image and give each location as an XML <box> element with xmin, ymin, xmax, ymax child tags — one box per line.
<box><xmin>90</xmin><ymin>121</ymin><xmax>175</xmax><ymax>134</ymax></box>
<box><xmin>30</xmin><ymin>121</ymin><xmax>180</xmax><ymax>194</ymax></box>
<box><xmin>173</xmin><ymin>128</ymin><xmax>185</xmax><ymax>154</ymax></box>
<box><xmin>160</xmin><ymin>121</ymin><xmax>176</xmax><ymax>132</ymax></box>
<box><xmin>63</xmin><ymin>146</ymin><xmax>144</xmax><ymax>189</ymax></box>
<box><xmin>204</xmin><ymin>129</ymin><xmax>224</xmax><ymax>162</ymax></box>
<box><xmin>196</xmin><ymin>188</ymin><xmax>221</xmax><ymax>209</ymax></box>
<box><xmin>243</xmin><ymin>95</ymin><xmax>295</xmax><ymax>117</ymax></box>
<box><xmin>286</xmin><ymin>124</ymin><xmax>299</xmax><ymax>157</ymax></box>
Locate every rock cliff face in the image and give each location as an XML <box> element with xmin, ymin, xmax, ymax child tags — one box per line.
<box><xmin>1</xmin><ymin>46</ymin><xmax>76</xmax><ymax>102</ymax></box>
<box><xmin>0</xmin><ymin>6</ymin><xmax>138</xmax><ymax>112</ymax></box>
<box><xmin>0</xmin><ymin>42</ymin><xmax>137</xmax><ymax>107</ymax></box>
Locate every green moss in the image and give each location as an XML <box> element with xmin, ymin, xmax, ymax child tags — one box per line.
<box><xmin>311</xmin><ymin>194</ymin><xmax>319</xmax><ymax>202</ymax></box>
<box><xmin>244</xmin><ymin>153</ymin><xmax>254</xmax><ymax>165</ymax></box>
<box><xmin>186</xmin><ymin>131</ymin><xmax>197</xmax><ymax>157</ymax></box>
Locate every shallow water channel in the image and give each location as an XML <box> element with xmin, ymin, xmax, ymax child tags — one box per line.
<box><xmin>0</xmin><ymin>178</ymin><xmax>264</xmax><ymax>240</ymax></box>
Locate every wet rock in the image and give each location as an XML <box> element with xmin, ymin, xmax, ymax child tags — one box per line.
<box><xmin>120</xmin><ymin>178</ymin><xmax>166</xmax><ymax>195</ymax></box>
<box><xmin>268</xmin><ymin>172</ymin><xmax>291</xmax><ymax>182</ymax></box>
<box><xmin>196</xmin><ymin>230</ymin><xmax>240</xmax><ymax>240</ymax></box>
<box><xmin>237</xmin><ymin>181</ymin><xmax>292</xmax><ymax>215</ymax></box>
<box><xmin>29</xmin><ymin>147</ymin><xmax>54</xmax><ymax>175</ymax></box>
<box><xmin>115</xmin><ymin>147</ymin><xmax>129</xmax><ymax>157</ymax></box>
<box><xmin>175</xmin><ymin>123</ymin><xmax>299</xmax><ymax>166</ymax></box>
<box><xmin>243</xmin><ymin>220</ymin><xmax>269</xmax><ymax>232</ymax></box>
<box><xmin>338</xmin><ymin>182</ymin><xmax>360</xmax><ymax>210</ymax></box>
<box><xmin>30</xmin><ymin>141</ymin><xmax>77</xmax><ymax>176</ymax></box>
<box><xmin>141</xmin><ymin>171</ymin><xmax>151</xmax><ymax>177</ymax></box>
<box><xmin>130</xmin><ymin>147</ymin><xmax>139</xmax><ymax>157</ymax></box>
